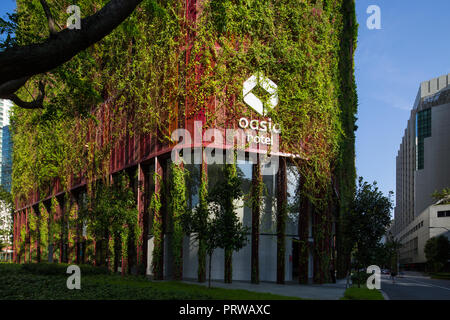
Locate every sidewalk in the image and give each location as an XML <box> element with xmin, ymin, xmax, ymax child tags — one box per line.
<box><xmin>182</xmin><ymin>279</ymin><xmax>347</xmax><ymax>300</ymax></box>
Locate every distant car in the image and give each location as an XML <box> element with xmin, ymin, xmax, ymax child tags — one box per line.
<box><xmin>381</xmin><ymin>269</ymin><xmax>390</xmax><ymax>275</ymax></box>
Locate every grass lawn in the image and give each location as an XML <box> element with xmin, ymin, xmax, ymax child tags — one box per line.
<box><xmin>340</xmin><ymin>286</ymin><xmax>384</xmax><ymax>300</ymax></box>
<box><xmin>0</xmin><ymin>263</ymin><xmax>300</xmax><ymax>300</ymax></box>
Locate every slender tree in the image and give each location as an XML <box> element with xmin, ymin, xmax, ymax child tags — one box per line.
<box><xmin>209</xmin><ymin>159</ymin><xmax>249</xmax><ymax>283</ymax></box>
<box><xmin>424</xmin><ymin>236</ymin><xmax>450</xmax><ymax>272</ymax></box>
<box><xmin>345</xmin><ymin>177</ymin><xmax>393</xmax><ymax>286</ymax></box>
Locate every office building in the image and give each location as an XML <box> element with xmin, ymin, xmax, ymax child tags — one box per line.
<box><xmin>393</xmin><ymin>74</ymin><xmax>450</xmax><ymax>267</ymax></box>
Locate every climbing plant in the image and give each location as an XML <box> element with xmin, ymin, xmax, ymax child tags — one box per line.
<box><xmin>150</xmin><ymin>172</ymin><xmax>163</xmax><ymax>279</ymax></box>
<box><xmin>78</xmin><ymin>173</ymin><xmax>140</xmax><ymax>271</ymax></box>
<box><xmin>11</xmin><ymin>0</ymin><xmax>358</xmax><ymax>281</ymax></box>
<box><xmin>169</xmin><ymin>162</ymin><xmax>187</xmax><ymax>280</ymax></box>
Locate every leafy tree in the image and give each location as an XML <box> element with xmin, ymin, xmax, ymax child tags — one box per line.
<box><xmin>78</xmin><ymin>173</ymin><xmax>139</xmax><ymax>271</ymax></box>
<box><xmin>432</xmin><ymin>188</ymin><xmax>450</xmax><ymax>205</ymax></box>
<box><xmin>0</xmin><ymin>0</ymin><xmax>145</xmax><ymax>105</ymax></box>
<box><xmin>184</xmin><ymin>202</ymin><xmax>221</xmax><ymax>288</ymax></box>
<box><xmin>184</xmin><ymin>159</ymin><xmax>249</xmax><ymax>285</ymax></box>
<box><xmin>384</xmin><ymin>235</ymin><xmax>402</xmax><ymax>273</ymax></box>
<box><xmin>424</xmin><ymin>235</ymin><xmax>450</xmax><ymax>272</ymax></box>
<box><xmin>345</xmin><ymin>177</ymin><xmax>393</xmax><ymax>286</ymax></box>
<box><xmin>209</xmin><ymin>161</ymin><xmax>249</xmax><ymax>284</ymax></box>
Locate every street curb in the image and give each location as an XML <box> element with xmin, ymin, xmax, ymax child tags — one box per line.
<box><xmin>380</xmin><ymin>290</ymin><xmax>390</xmax><ymax>300</ymax></box>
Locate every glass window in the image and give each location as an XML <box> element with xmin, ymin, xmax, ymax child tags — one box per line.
<box><xmin>416</xmin><ymin>108</ymin><xmax>432</xmax><ymax>170</ymax></box>
<box><xmin>437</xmin><ymin>211</ymin><xmax>450</xmax><ymax>218</ymax></box>
<box><xmin>185</xmin><ymin>163</ymin><xmax>201</xmax><ymax>210</ymax></box>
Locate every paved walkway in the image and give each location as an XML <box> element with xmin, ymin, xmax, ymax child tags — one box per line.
<box><xmin>182</xmin><ymin>279</ymin><xmax>347</xmax><ymax>300</ymax></box>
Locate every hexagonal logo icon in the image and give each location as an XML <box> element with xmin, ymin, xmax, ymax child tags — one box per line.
<box><xmin>243</xmin><ymin>72</ymin><xmax>278</xmax><ymax>116</ymax></box>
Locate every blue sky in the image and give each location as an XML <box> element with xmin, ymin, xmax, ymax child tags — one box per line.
<box><xmin>0</xmin><ymin>0</ymin><xmax>15</xmax><ymax>21</ymax></box>
<box><xmin>2</xmin><ymin>1</ymin><xmax>449</xmax><ymax>210</ymax></box>
<box><xmin>355</xmin><ymin>0</ymin><xmax>450</xmax><ymax>209</ymax></box>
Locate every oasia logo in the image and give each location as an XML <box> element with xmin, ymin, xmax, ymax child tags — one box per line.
<box><xmin>169</xmin><ymin>72</ymin><xmax>282</xmax><ymax>175</ymax></box>
<box><xmin>243</xmin><ymin>72</ymin><xmax>278</xmax><ymax>116</ymax></box>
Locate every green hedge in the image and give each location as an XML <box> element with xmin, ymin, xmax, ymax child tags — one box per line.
<box><xmin>351</xmin><ymin>271</ymin><xmax>370</xmax><ymax>285</ymax></box>
<box><xmin>341</xmin><ymin>287</ymin><xmax>384</xmax><ymax>300</ymax></box>
<box><xmin>21</xmin><ymin>263</ymin><xmax>109</xmax><ymax>276</ymax></box>
<box><xmin>429</xmin><ymin>272</ymin><xmax>450</xmax><ymax>280</ymax></box>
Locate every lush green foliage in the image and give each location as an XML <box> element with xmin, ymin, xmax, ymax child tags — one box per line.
<box><xmin>370</xmin><ymin>240</ymin><xmax>400</xmax><ymax>273</ymax></box>
<box><xmin>12</xmin><ymin>0</ymin><xmax>355</xmax><ymax>208</ymax></box>
<box><xmin>346</xmin><ymin>177</ymin><xmax>393</xmax><ymax>275</ymax></box>
<box><xmin>432</xmin><ymin>188</ymin><xmax>450</xmax><ymax>204</ymax></box>
<box><xmin>169</xmin><ymin>163</ymin><xmax>188</xmax><ymax>280</ymax></box>
<box><xmin>78</xmin><ymin>172</ymin><xmax>140</xmax><ymax>268</ymax></box>
<box><xmin>0</xmin><ymin>12</ymin><xmax>18</xmax><ymax>50</ymax></box>
<box><xmin>209</xmin><ymin>159</ymin><xmax>249</xmax><ymax>283</ymax></box>
<box><xmin>429</xmin><ymin>272</ymin><xmax>450</xmax><ymax>280</ymax></box>
<box><xmin>350</xmin><ymin>271</ymin><xmax>369</xmax><ymax>285</ymax></box>
<box><xmin>150</xmin><ymin>171</ymin><xmax>163</xmax><ymax>278</ymax></box>
<box><xmin>0</xmin><ymin>263</ymin><xmax>299</xmax><ymax>300</ymax></box>
<box><xmin>11</xmin><ymin>0</ymin><xmax>358</xmax><ymax>282</ymax></box>
<box><xmin>21</xmin><ymin>262</ymin><xmax>109</xmax><ymax>275</ymax></box>
<box><xmin>424</xmin><ymin>235</ymin><xmax>450</xmax><ymax>272</ymax></box>
<box><xmin>182</xmin><ymin>163</ymin><xmax>209</xmax><ymax>282</ymax></box>
<box><xmin>184</xmin><ymin>158</ymin><xmax>249</xmax><ymax>285</ymax></box>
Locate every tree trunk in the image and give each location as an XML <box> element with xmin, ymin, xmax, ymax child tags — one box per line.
<box><xmin>224</xmin><ymin>249</ymin><xmax>232</xmax><ymax>283</ymax></box>
<box><xmin>198</xmin><ymin>238</ymin><xmax>207</xmax><ymax>282</ymax></box>
<box><xmin>0</xmin><ymin>0</ymin><xmax>145</xmax><ymax>97</ymax></box>
<box><xmin>208</xmin><ymin>252</ymin><xmax>213</xmax><ymax>288</ymax></box>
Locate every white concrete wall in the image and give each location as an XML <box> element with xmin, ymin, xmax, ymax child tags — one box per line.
<box><xmin>397</xmin><ymin>204</ymin><xmax>450</xmax><ymax>264</ymax></box>
<box><xmin>415</xmin><ymin>103</ymin><xmax>450</xmax><ymax>216</ymax></box>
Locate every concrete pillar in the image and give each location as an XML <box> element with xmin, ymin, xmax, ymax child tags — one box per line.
<box><xmin>276</xmin><ymin>157</ymin><xmax>287</xmax><ymax>284</ymax></box>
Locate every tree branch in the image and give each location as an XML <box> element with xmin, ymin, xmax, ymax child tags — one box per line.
<box><xmin>0</xmin><ymin>0</ymin><xmax>144</xmax><ymax>99</ymax></box>
<box><xmin>39</xmin><ymin>0</ymin><xmax>58</xmax><ymax>36</ymax></box>
<box><xmin>6</xmin><ymin>82</ymin><xmax>45</xmax><ymax>110</ymax></box>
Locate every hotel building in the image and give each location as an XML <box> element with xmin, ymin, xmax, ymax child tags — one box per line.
<box><xmin>12</xmin><ymin>1</ymin><xmax>357</xmax><ymax>284</ymax></box>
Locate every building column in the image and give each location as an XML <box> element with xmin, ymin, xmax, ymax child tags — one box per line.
<box><xmin>298</xmin><ymin>176</ymin><xmax>310</xmax><ymax>284</ymax></box>
<box><xmin>152</xmin><ymin>156</ymin><xmax>165</xmax><ymax>280</ymax></box>
<box><xmin>13</xmin><ymin>211</ymin><xmax>16</xmax><ymax>263</ymax></box>
<box><xmin>137</xmin><ymin>163</ymin><xmax>148</xmax><ymax>275</ymax></box>
<box><xmin>276</xmin><ymin>157</ymin><xmax>287</xmax><ymax>284</ymax></box>
<box><xmin>55</xmin><ymin>196</ymin><xmax>68</xmax><ymax>263</ymax></box>
<box><xmin>251</xmin><ymin>157</ymin><xmax>262</xmax><ymax>284</ymax></box>
<box><xmin>26</xmin><ymin>208</ymin><xmax>29</xmax><ymax>263</ymax></box>
<box><xmin>33</xmin><ymin>205</ymin><xmax>41</xmax><ymax>263</ymax></box>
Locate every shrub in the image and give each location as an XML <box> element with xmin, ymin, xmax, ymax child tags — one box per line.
<box><xmin>351</xmin><ymin>271</ymin><xmax>370</xmax><ymax>285</ymax></box>
<box><xmin>21</xmin><ymin>263</ymin><xmax>109</xmax><ymax>276</ymax></box>
<box><xmin>342</xmin><ymin>287</ymin><xmax>384</xmax><ymax>300</ymax></box>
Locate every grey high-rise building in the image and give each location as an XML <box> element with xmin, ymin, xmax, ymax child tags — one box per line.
<box><xmin>0</xmin><ymin>99</ymin><xmax>12</xmax><ymax>191</ymax></box>
<box><xmin>393</xmin><ymin>74</ymin><xmax>450</xmax><ymax>267</ymax></box>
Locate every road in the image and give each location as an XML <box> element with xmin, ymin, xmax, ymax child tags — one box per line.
<box><xmin>380</xmin><ymin>272</ymin><xmax>450</xmax><ymax>300</ymax></box>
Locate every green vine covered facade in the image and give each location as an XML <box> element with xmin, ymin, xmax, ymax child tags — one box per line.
<box><xmin>12</xmin><ymin>0</ymin><xmax>357</xmax><ymax>283</ymax></box>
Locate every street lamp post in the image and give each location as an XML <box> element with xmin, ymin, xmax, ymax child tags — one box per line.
<box><xmin>429</xmin><ymin>227</ymin><xmax>450</xmax><ymax>232</ymax></box>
